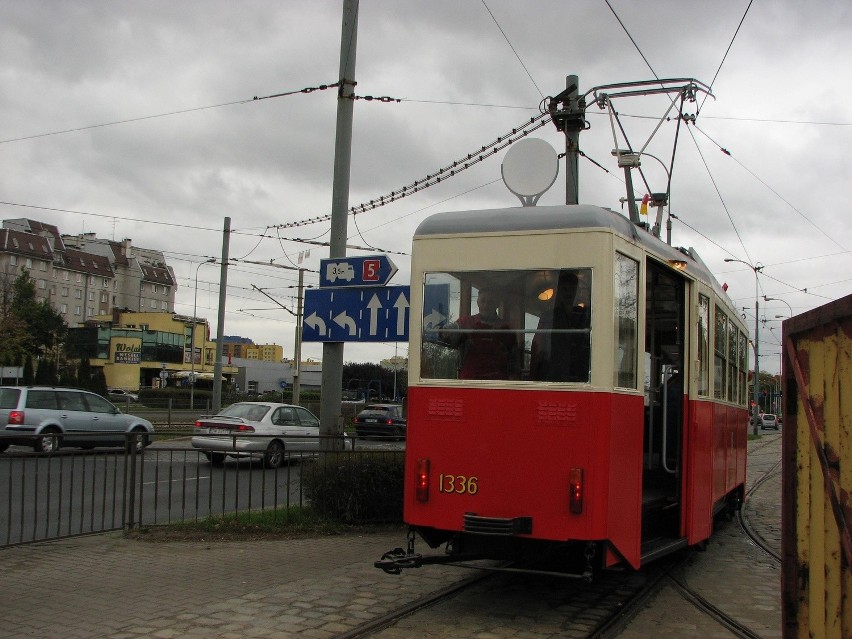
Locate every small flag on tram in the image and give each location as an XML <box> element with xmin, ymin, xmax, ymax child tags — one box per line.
<box><xmin>640</xmin><ymin>193</ymin><xmax>650</xmax><ymax>216</ymax></box>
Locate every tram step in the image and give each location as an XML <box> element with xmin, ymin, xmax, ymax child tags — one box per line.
<box><xmin>640</xmin><ymin>536</ymin><xmax>688</xmax><ymax>564</ymax></box>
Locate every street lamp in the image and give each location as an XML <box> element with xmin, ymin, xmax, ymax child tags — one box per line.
<box><xmin>190</xmin><ymin>259</ymin><xmax>216</xmax><ymax>410</ymax></box>
<box><xmin>765</xmin><ymin>296</ymin><xmax>793</xmax><ymax>418</ymax></box>
<box><xmin>769</xmin><ymin>326</ymin><xmax>783</xmax><ymax>414</ymax></box>
<box><xmin>725</xmin><ymin>258</ymin><xmax>764</xmax><ymax>435</ymax></box>
<box><xmin>241</xmin><ymin>260</ymin><xmax>306</xmax><ymax>405</ymax></box>
<box><xmin>764</xmin><ymin>296</ymin><xmax>793</xmax><ymax>318</ymax></box>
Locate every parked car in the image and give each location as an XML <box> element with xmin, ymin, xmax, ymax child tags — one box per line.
<box><xmin>0</xmin><ymin>386</ymin><xmax>154</xmax><ymax>453</ymax></box>
<box><xmin>761</xmin><ymin>413</ymin><xmax>780</xmax><ymax>430</ymax></box>
<box><xmin>353</xmin><ymin>403</ymin><xmax>406</xmax><ymax>439</ymax></box>
<box><xmin>192</xmin><ymin>402</ymin><xmax>350</xmax><ymax>468</ymax></box>
<box><xmin>107</xmin><ymin>388</ymin><xmax>139</xmax><ymax>403</ymax></box>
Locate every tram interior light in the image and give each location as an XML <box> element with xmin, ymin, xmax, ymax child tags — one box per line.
<box><xmin>416</xmin><ymin>458</ymin><xmax>430</xmax><ymax>502</ymax></box>
<box><xmin>538</xmin><ymin>288</ymin><xmax>555</xmax><ymax>301</ymax></box>
<box><xmin>530</xmin><ymin>271</ymin><xmax>556</xmax><ymax>301</ymax></box>
<box><xmin>668</xmin><ymin>259</ymin><xmax>688</xmax><ymax>271</ymax></box>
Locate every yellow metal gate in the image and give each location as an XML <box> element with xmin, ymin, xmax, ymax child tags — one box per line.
<box><xmin>781</xmin><ymin>294</ymin><xmax>852</xmax><ymax>639</ymax></box>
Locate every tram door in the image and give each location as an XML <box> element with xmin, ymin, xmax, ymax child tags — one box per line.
<box><xmin>642</xmin><ymin>260</ymin><xmax>686</xmax><ymax>546</ymax></box>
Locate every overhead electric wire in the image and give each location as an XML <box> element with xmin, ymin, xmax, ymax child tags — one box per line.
<box><xmin>481</xmin><ymin>0</ymin><xmax>544</xmax><ymax>98</ymax></box>
<box><xmin>0</xmin><ymin>82</ymin><xmax>341</xmax><ymax>145</ymax></box>
<box><xmin>0</xmin><ymin>201</ymin><xmax>223</xmax><ymax>234</ymax></box>
<box><xmin>350</xmin><ymin>212</ymin><xmax>382</xmax><ymax>253</ymax></box>
<box><xmin>699</xmin><ymin>0</ymin><xmax>754</xmax><ymax>112</ymax></box>
<box><xmin>275</xmin><ymin>227</ymin><xmax>319</xmax><ymax>270</ymax></box>
<box><xmin>692</xmin><ymin>124</ymin><xmax>851</xmax><ymax>257</ymax></box>
<box><xmin>276</xmin><ymin>111</ymin><xmax>550</xmax><ymax>230</ymax></box>
<box><xmin>231</xmin><ymin>231</ymin><xmax>267</xmax><ymax>261</ymax></box>
<box><xmin>402</xmin><ymin>99</ymin><xmax>536</xmax><ymax>110</ymax></box>
<box><xmin>351</xmin><ymin>178</ymin><xmax>503</xmax><ymax>240</ymax></box>
<box><xmin>604</xmin><ymin>0</ymin><xmax>660</xmax><ymax>80</ymax></box>
<box><xmin>684</xmin><ymin>125</ymin><xmax>753</xmax><ymax>264</ymax></box>
<box><xmin>695</xmin><ymin>115</ymin><xmax>852</xmax><ymax>126</ymax></box>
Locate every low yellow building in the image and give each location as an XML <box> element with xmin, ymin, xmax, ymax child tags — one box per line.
<box><xmin>220</xmin><ymin>340</ymin><xmax>284</xmax><ymax>362</ymax></box>
<box><xmin>67</xmin><ymin>310</ymin><xmax>237</xmax><ymax>390</ymax></box>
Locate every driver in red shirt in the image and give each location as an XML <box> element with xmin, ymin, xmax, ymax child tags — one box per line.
<box><xmin>442</xmin><ymin>289</ymin><xmax>518</xmax><ymax>380</ymax></box>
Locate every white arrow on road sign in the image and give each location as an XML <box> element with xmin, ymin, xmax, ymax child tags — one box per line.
<box><xmin>394</xmin><ymin>291</ymin><xmax>409</xmax><ymax>335</ymax></box>
<box><xmin>304</xmin><ymin>312</ymin><xmax>327</xmax><ymax>335</ymax></box>
<box><xmin>302</xmin><ymin>285</ymin><xmax>410</xmax><ymax>342</ymax></box>
<box><xmin>367</xmin><ymin>294</ymin><xmax>382</xmax><ymax>335</ymax></box>
<box><xmin>333</xmin><ymin>310</ymin><xmax>358</xmax><ymax>336</ymax></box>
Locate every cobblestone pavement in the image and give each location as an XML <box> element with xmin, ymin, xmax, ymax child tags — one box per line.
<box><xmin>0</xmin><ymin>434</ymin><xmax>782</xmax><ymax>638</ymax></box>
<box><xmin>615</xmin><ymin>432</ymin><xmax>783</xmax><ymax>639</ymax></box>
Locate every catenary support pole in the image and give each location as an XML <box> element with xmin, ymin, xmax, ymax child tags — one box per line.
<box><xmin>564</xmin><ymin>75</ymin><xmax>580</xmax><ymax>205</ymax></box>
<box><xmin>212</xmin><ymin>217</ymin><xmax>231</xmax><ymax>414</ymax></box>
<box><xmin>293</xmin><ymin>268</ymin><xmax>304</xmax><ymax>404</ymax></box>
<box><xmin>320</xmin><ymin>0</ymin><xmax>358</xmax><ymax>449</ymax></box>
<box><xmin>753</xmin><ymin>291</ymin><xmax>760</xmax><ymax>435</ymax></box>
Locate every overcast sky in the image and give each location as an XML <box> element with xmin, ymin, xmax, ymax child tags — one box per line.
<box><xmin>2</xmin><ymin>0</ymin><xmax>850</xmax><ymax>374</ymax></box>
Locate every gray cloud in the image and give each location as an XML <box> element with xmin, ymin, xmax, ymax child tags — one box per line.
<box><xmin>1</xmin><ymin>0</ymin><xmax>850</xmax><ymax>368</ymax></box>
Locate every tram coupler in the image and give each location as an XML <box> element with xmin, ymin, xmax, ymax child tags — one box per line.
<box><xmin>375</xmin><ymin>547</ymin><xmax>424</xmax><ymax>574</ymax></box>
<box><xmin>375</xmin><ymin>546</ymin><xmax>493</xmax><ymax>574</ymax></box>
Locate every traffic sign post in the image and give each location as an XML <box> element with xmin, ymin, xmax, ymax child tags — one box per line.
<box><xmin>302</xmin><ymin>285</ymin><xmax>410</xmax><ymax>342</ymax></box>
<box><xmin>319</xmin><ymin>255</ymin><xmax>398</xmax><ymax>288</ymax></box>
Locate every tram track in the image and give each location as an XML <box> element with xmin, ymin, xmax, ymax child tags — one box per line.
<box><xmin>739</xmin><ymin>457</ymin><xmax>783</xmax><ymax>563</ymax></box>
<box><xmin>591</xmin><ymin>452</ymin><xmax>783</xmax><ymax>639</ymax></box>
<box><xmin>656</xmin><ymin>452</ymin><xmax>782</xmax><ymax>639</ymax></box>
<box><xmin>340</xmin><ymin>527</ymin><xmax>773</xmax><ymax>638</ymax></box>
<box><xmin>338</xmin><ymin>556</ymin><xmax>681</xmax><ymax>639</ymax></box>
<box><xmin>333</xmin><ymin>570</ymin><xmax>496</xmax><ymax>639</ymax></box>
<box><xmin>343</xmin><ymin>440</ymin><xmax>783</xmax><ymax>638</ymax></box>
<box><xmin>667</xmin><ymin>574</ymin><xmax>765</xmax><ymax>639</ymax></box>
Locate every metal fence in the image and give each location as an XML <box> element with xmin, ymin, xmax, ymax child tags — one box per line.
<box><xmin>0</xmin><ymin>432</ymin><xmax>387</xmax><ymax>548</ymax></box>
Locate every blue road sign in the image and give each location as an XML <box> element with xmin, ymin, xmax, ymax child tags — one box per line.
<box><xmin>319</xmin><ymin>255</ymin><xmax>398</xmax><ymax>288</ymax></box>
<box><xmin>302</xmin><ymin>285</ymin><xmax>410</xmax><ymax>342</ymax></box>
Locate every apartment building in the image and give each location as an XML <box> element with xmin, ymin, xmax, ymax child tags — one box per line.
<box><xmin>0</xmin><ymin>218</ymin><xmax>176</xmax><ymax>326</ymax></box>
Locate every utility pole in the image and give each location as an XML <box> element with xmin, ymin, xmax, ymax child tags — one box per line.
<box><xmin>293</xmin><ymin>267</ymin><xmax>304</xmax><ymax>404</ymax></box>
<box><xmin>211</xmin><ymin>216</ymin><xmax>231</xmax><ymax>414</ymax></box>
<box><xmin>320</xmin><ymin>0</ymin><xmax>358</xmax><ymax>449</ymax></box>
<box><xmin>726</xmin><ymin>258</ymin><xmax>763</xmax><ymax>435</ymax></box>
<box><xmin>753</xmin><ymin>294</ymin><xmax>760</xmax><ymax>433</ymax></box>
<box><xmin>563</xmin><ymin>75</ymin><xmax>580</xmax><ymax>205</ymax></box>
<box><xmin>546</xmin><ymin>74</ymin><xmax>582</xmax><ymax>205</ymax></box>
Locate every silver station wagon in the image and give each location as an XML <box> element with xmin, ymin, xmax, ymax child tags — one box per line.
<box><xmin>0</xmin><ymin>386</ymin><xmax>155</xmax><ymax>453</ymax></box>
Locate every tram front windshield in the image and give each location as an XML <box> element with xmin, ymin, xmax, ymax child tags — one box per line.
<box><xmin>421</xmin><ymin>268</ymin><xmax>592</xmax><ymax>383</ymax></box>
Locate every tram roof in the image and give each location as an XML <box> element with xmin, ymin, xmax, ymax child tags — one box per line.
<box><xmin>414</xmin><ymin>204</ymin><xmax>645</xmax><ymax>238</ymax></box>
<box><xmin>414</xmin><ymin>204</ymin><xmax>739</xmax><ymax>317</ymax></box>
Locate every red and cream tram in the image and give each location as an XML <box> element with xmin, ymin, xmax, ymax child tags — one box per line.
<box><xmin>383</xmin><ymin>203</ymin><xmax>749</xmax><ymax>576</ymax></box>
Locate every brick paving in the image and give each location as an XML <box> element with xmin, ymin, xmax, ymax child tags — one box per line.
<box><xmin>0</xmin><ymin>434</ymin><xmax>782</xmax><ymax>638</ymax></box>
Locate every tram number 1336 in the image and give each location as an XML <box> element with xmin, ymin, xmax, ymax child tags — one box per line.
<box><xmin>438</xmin><ymin>474</ymin><xmax>479</xmax><ymax>495</ymax></box>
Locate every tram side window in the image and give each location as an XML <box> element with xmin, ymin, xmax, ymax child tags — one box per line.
<box><xmin>738</xmin><ymin>331</ymin><xmax>748</xmax><ymax>406</ymax></box>
<box><xmin>727</xmin><ymin>320</ymin><xmax>738</xmax><ymax>402</ymax></box>
<box><xmin>697</xmin><ymin>294</ymin><xmax>710</xmax><ymax>396</ymax></box>
<box><xmin>714</xmin><ymin>308</ymin><xmax>728</xmax><ymax>400</ymax></box>
<box><xmin>530</xmin><ymin>269</ymin><xmax>592</xmax><ymax>382</ymax></box>
<box><xmin>613</xmin><ymin>254</ymin><xmax>638</xmax><ymax>388</ymax></box>
<box><xmin>420</xmin><ymin>268</ymin><xmax>592</xmax><ymax>383</ymax></box>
